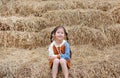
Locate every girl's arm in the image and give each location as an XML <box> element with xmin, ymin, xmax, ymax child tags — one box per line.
<box><xmin>48</xmin><ymin>43</ymin><xmax>54</xmax><ymax>56</ymax></box>
<box><xmin>60</xmin><ymin>42</ymin><xmax>70</xmax><ymax>60</ymax></box>
<box><xmin>48</xmin><ymin>43</ymin><xmax>60</xmax><ymax>60</ymax></box>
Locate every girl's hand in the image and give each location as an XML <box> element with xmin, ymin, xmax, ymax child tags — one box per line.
<box><xmin>49</xmin><ymin>56</ymin><xmax>57</xmax><ymax>60</ymax></box>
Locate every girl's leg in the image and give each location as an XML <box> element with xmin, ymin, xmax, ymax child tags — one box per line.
<box><xmin>52</xmin><ymin>59</ymin><xmax>60</xmax><ymax>78</ymax></box>
<box><xmin>60</xmin><ymin>58</ymin><xmax>68</xmax><ymax>78</ymax></box>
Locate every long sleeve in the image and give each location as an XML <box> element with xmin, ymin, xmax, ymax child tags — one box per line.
<box><xmin>60</xmin><ymin>42</ymin><xmax>70</xmax><ymax>60</ymax></box>
<box><xmin>48</xmin><ymin>42</ymin><xmax>60</xmax><ymax>59</ymax></box>
<box><xmin>48</xmin><ymin>43</ymin><xmax>54</xmax><ymax>56</ymax></box>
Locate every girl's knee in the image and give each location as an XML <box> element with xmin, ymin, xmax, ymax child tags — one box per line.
<box><xmin>60</xmin><ymin>58</ymin><xmax>66</xmax><ymax>64</ymax></box>
<box><xmin>53</xmin><ymin>59</ymin><xmax>60</xmax><ymax>64</ymax></box>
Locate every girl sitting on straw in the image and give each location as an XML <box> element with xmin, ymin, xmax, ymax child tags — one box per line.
<box><xmin>48</xmin><ymin>26</ymin><xmax>72</xmax><ymax>78</ymax></box>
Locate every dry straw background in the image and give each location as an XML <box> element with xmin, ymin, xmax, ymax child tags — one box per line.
<box><xmin>0</xmin><ymin>0</ymin><xmax>120</xmax><ymax>78</ymax></box>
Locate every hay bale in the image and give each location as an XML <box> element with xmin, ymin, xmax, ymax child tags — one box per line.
<box><xmin>70</xmin><ymin>0</ymin><xmax>112</xmax><ymax>11</ymax></box>
<box><xmin>34</xmin><ymin>24</ymin><xmax>120</xmax><ymax>48</ymax></box>
<box><xmin>40</xmin><ymin>27</ymin><xmax>55</xmax><ymax>45</ymax></box>
<box><xmin>2</xmin><ymin>0</ymin><xmax>78</xmax><ymax>16</ymax></box>
<box><xmin>0</xmin><ymin>0</ymin><xmax>16</xmax><ymax>16</ymax></box>
<box><xmin>0</xmin><ymin>16</ymin><xmax>50</xmax><ymax>32</ymax></box>
<box><xmin>93</xmin><ymin>1</ymin><xmax>113</xmax><ymax>11</ymax></box>
<box><xmin>71</xmin><ymin>44</ymin><xmax>120</xmax><ymax>78</ymax></box>
<box><xmin>43</xmin><ymin>9</ymin><xmax>114</xmax><ymax>28</ymax></box>
<box><xmin>0</xmin><ymin>0</ymin><xmax>11</xmax><ymax>5</ymax></box>
<box><xmin>0</xmin><ymin>62</ymin><xmax>15</xmax><ymax>78</ymax></box>
<box><xmin>84</xmin><ymin>0</ymin><xmax>120</xmax><ymax>11</ymax></box>
<box><xmin>0</xmin><ymin>44</ymin><xmax>120</xmax><ymax>78</ymax></box>
<box><xmin>105</xmin><ymin>24</ymin><xmax>120</xmax><ymax>46</ymax></box>
<box><xmin>39</xmin><ymin>0</ymin><xmax>89</xmax><ymax>12</ymax></box>
<box><xmin>42</xmin><ymin>0</ymin><xmax>120</xmax><ymax>12</ymax></box>
<box><xmin>1</xmin><ymin>0</ymin><xmax>120</xmax><ymax>16</ymax></box>
<box><xmin>28</xmin><ymin>24</ymin><xmax>120</xmax><ymax>48</ymax></box>
<box><xmin>15</xmin><ymin>60</ymin><xmax>49</xmax><ymax>78</ymax></box>
<box><xmin>0</xmin><ymin>31</ymin><xmax>44</xmax><ymax>49</ymax></box>
<box><xmin>79</xmin><ymin>10</ymin><xmax>114</xmax><ymax>29</ymax></box>
<box><xmin>74</xmin><ymin>61</ymin><xmax>120</xmax><ymax>78</ymax></box>
<box><xmin>0</xmin><ymin>47</ymin><xmax>49</xmax><ymax>78</ymax></box>
<box><xmin>0</xmin><ymin>1</ymin><xmax>2</xmax><ymax>6</ymax></box>
<box><xmin>0</xmin><ymin>0</ymin><xmax>45</xmax><ymax>16</ymax></box>
<box><xmin>0</xmin><ymin>21</ymin><xmax>10</xmax><ymax>31</ymax></box>
<box><xmin>68</xmin><ymin>25</ymin><xmax>108</xmax><ymax>48</ymax></box>
<box><xmin>68</xmin><ymin>24</ymin><xmax>120</xmax><ymax>48</ymax></box>
<box><xmin>0</xmin><ymin>0</ymin><xmax>72</xmax><ymax>16</ymax></box>
<box><xmin>0</xmin><ymin>26</ymin><xmax>58</xmax><ymax>49</ymax></box>
<box><xmin>13</xmin><ymin>1</ymin><xmax>43</xmax><ymax>16</ymax></box>
<box><xmin>110</xmin><ymin>6</ymin><xmax>120</xmax><ymax>23</ymax></box>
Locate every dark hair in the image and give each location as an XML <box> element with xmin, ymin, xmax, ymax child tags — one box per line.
<box><xmin>50</xmin><ymin>26</ymin><xmax>68</xmax><ymax>42</ymax></box>
<box><xmin>50</xmin><ymin>26</ymin><xmax>72</xmax><ymax>58</ymax></box>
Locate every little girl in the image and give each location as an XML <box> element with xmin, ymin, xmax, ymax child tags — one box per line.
<box><xmin>48</xmin><ymin>26</ymin><xmax>71</xmax><ymax>78</ymax></box>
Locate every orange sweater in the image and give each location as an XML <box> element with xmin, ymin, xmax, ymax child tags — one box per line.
<box><xmin>48</xmin><ymin>40</ymin><xmax>71</xmax><ymax>69</ymax></box>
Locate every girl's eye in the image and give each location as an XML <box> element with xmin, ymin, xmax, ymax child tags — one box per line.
<box><xmin>57</xmin><ymin>32</ymin><xmax>64</xmax><ymax>34</ymax></box>
<box><xmin>57</xmin><ymin>32</ymin><xmax>60</xmax><ymax>33</ymax></box>
<box><xmin>61</xmin><ymin>32</ymin><xmax>63</xmax><ymax>34</ymax></box>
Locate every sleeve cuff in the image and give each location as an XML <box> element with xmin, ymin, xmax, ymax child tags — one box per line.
<box><xmin>57</xmin><ymin>54</ymin><xmax>60</xmax><ymax>59</ymax></box>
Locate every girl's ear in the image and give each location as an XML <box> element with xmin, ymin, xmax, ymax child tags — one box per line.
<box><xmin>53</xmin><ymin>34</ymin><xmax>55</xmax><ymax>40</ymax></box>
<box><xmin>52</xmin><ymin>33</ymin><xmax>55</xmax><ymax>36</ymax></box>
<box><xmin>64</xmin><ymin>36</ymin><xmax>67</xmax><ymax>40</ymax></box>
<box><xmin>65</xmin><ymin>32</ymin><xmax>69</xmax><ymax>41</ymax></box>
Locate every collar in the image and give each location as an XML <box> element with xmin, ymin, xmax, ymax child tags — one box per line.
<box><xmin>53</xmin><ymin>40</ymin><xmax>66</xmax><ymax>47</ymax></box>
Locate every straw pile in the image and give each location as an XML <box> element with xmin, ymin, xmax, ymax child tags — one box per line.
<box><xmin>105</xmin><ymin>24</ymin><xmax>120</xmax><ymax>46</ymax></box>
<box><xmin>70</xmin><ymin>44</ymin><xmax>120</xmax><ymax>77</ymax></box>
<box><xmin>43</xmin><ymin>9</ymin><xmax>114</xmax><ymax>28</ymax></box>
<box><xmin>0</xmin><ymin>16</ymin><xmax>51</xmax><ymax>49</ymax></box>
<box><xmin>0</xmin><ymin>44</ymin><xmax>120</xmax><ymax>78</ymax></box>
<box><xmin>68</xmin><ymin>24</ymin><xmax>120</xmax><ymax>48</ymax></box>
<box><xmin>85</xmin><ymin>0</ymin><xmax>120</xmax><ymax>11</ymax></box>
<box><xmin>65</xmin><ymin>26</ymin><xmax>107</xmax><ymax>49</ymax></box>
<box><xmin>1</xmin><ymin>0</ymin><xmax>120</xmax><ymax>16</ymax></box>
<box><xmin>110</xmin><ymin>6</ymin><xmax>120</xmax><ymax>23</ymax></box>
<box><xmin>0</xmin><ymin>47</ymin><xmax>50</xmax><ymax>78</ymax></box>
<box><xmin>0</xmin><ymin>21</ymin><xmax>10</xmax><ymax>31</ymax></box>
<box><xmin>39</xmin><ymin>24</ymin><xmax>119</xmax><ymax>49</ymax></box>
<box><xmin>0</xmin><ymin>31</ymin><xmax>45</xmax><ymax>49</ymax></box>
<box><xmin>0</xmin><ymin>0</ymin><xmax>119</xmax><ymax>49</ymax></box>
<box><xmin>0</xmin><ymin>0</ymin><xmax>120</xmax><ymax>78</ymax></box>
<box><xmin>0</xmin><ymin>16</ymin><xmax>50</xmax><ymax>32</ymax></box>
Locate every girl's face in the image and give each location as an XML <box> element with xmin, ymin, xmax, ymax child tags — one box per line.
<box><xmin>54</xmin><ymin>28</ymin><xmax>65</xmax><ymax>41</ymax></box>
